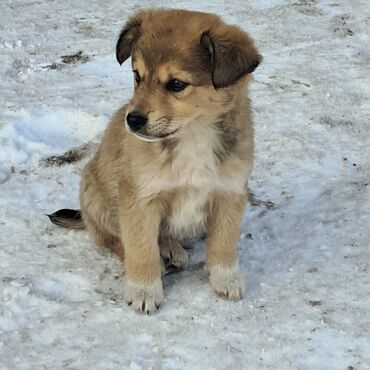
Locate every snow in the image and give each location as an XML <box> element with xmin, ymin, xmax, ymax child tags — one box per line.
<box><xmin>1</xmin><ymin>0</ymin><xmax>369</xmax><ymax>369</ymax></box>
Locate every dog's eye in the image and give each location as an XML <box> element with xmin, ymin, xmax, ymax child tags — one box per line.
<box><xmin>166</xmin><ymin>79</ymin><xmax>189</xmax><ymax>92</ymax></box>
<box><xmin>133</xmin><ymin>70</ymin><xmax>141</xmax><ymax>83</ymax></box>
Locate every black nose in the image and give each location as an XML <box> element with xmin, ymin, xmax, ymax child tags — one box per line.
<box><xmin>126</xmin><ymin>111</ymin><xmax>148</xmax><ymax>132</ymax></box>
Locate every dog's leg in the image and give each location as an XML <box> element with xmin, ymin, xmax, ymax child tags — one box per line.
<box><xmin>206</xmin><ymin>192</ymin><xmax>247</xmax><ymax>300</ymax></box>
<box><xmin>80</xmin><ymin>157</ymin><xmax>121</xmax><ymax>241</ymax></box>
<box><xmin>159</xmin><ymin>237</ymin><xmax>189</xmax><ymax>271</ymax></box>
<box><xmin>119</xmin><ymin>197</ymin><xmax>163</xmax><ymax>314</ymax></box>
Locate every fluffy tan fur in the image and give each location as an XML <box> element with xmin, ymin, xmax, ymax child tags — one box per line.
<box><xmin>58</xmin><ymin>9</ymin><xmax>261</xmax><ymax>313</ymax></box>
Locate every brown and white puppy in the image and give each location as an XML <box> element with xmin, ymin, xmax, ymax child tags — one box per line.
<box><xmin>49</xmin><ymin>9</ymin><xmax>261</xmax><ymax>313</ymax></box>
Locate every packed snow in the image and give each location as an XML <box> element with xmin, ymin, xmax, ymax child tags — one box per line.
<box><xmin>1</xmin><ymin>0</ymin><xmax>369</xmax><ymax>369</ymax></box>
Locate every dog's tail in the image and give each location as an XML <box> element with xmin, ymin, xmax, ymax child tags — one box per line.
<box><xmin>47</xmin><ymin>209</ymin><xmax>86</xmax><ymax>230</ymax></box>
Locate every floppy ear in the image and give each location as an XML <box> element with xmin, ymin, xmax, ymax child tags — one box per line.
<box><xmin>200</xmin><ymin>28</ymin><xmax>262</xmax><ymax>88</ymax></box>
<box><xmin>116</xmin><ymin>17</ymin><xmax>141</xmax><ymax>65</ymax></box>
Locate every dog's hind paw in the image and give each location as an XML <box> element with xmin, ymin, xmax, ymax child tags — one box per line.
<box><xmin>160</xmin><ymin>240</ymin><xmax>189</xmax><ymax>272</ymax></box>
<box><xmin>125</xmin><ymin>279</ymin><xmax>164</xmax><ymax>314</ymax></box>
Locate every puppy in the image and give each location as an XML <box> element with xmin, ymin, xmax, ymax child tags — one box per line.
<box><xmin>49</xmin><ymin>9</ymin><xmax>261</xmax><ymax>313</ymax></box>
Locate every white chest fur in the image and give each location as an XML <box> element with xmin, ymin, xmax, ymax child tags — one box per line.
<box><xmin>138</xmin><ymin>125</ymin><xmax>220</xmax><ymax>195</ymax></box>
<box><xmin>137</xmin><ymin>124</ymin><xmax>247</xmax><ymax>236</ymax></box>
<box><xmin>167</xmin><ymin>187</ymin><xmax>209</xmax><ymax>237</ymax></box>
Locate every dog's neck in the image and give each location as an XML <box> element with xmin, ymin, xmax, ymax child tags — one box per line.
<box><xmin>135</xmin><ymin>98</ymin><xmax>249</xmax><ymax>197</ymax></box>
<box><xmin>159</xmin><ymin>105</ymin><xmax>242</xmax><ymax>164</ymax></box>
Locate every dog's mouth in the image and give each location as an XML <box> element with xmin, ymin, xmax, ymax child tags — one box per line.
<box><xmin>126</xmin><ymin>126</ymin><xmax>179</xmax><ymax>142</ymax></box>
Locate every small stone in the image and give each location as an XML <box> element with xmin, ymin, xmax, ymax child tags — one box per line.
<box><xmin>308</xmin><ymin>300</ymin><xmax>322</xmax><ymax>307</ymax></box>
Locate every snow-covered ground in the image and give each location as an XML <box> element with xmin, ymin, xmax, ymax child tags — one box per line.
<box><xmin>1</xmin><ymin>0</ymin><xmax>369</xmax><ymax>368</ymax></box>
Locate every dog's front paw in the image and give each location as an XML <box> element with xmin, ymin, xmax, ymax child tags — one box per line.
<box><xmin>160</xmin><ymin>240</ymin><xmax>189</xmax><ymax>271</ymax></box>
<box><xmin>209</xmin><ymin>265</ymin><xmax>245</xmax><ymax>300</ymax></box>
<box><xmin>125</xmin><ymin>279</ymin><xmax>164</xmax><ymax>314</ymax></box>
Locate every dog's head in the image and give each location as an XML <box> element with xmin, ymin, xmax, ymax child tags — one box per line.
<box><xmin>116</xmin><ymin>9</ymin><xmax>261</xmax><ymax>142</ymax></box>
